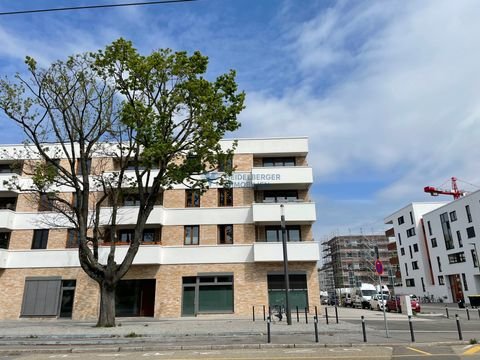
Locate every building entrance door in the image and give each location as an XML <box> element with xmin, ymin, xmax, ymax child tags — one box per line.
<box><xmin>182</xmin><ymin>287</ymin><xmax>196</xmax><ymax>316</ymax></box>
<box><xmin>449</xmin><ymin>274</ymin><xmax>464</xmax><ymax>302</ymax></box>
<box><xmin>116</xmin><ymin>279</ymin><xmax>155</xmax><ymax>317</ymax></box>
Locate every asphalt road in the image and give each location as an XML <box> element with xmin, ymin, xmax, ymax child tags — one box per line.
<box><xmin>2</xmin><ymin>345</ymin><xmax>480</xmax><ymax>360</ymax></box>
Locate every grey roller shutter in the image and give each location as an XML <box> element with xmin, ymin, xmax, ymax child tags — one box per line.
<box><xmin>21</xmin><ymin>277</ymin><xmax>62</xmax><ymax>317</ymax></box>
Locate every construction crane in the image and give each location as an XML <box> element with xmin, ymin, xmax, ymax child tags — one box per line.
<box><xmin>424</xmin><ymin>177</ymin><xmax>465</xmax><ymax>200</ymax></box>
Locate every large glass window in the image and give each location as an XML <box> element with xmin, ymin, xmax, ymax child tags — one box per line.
<box><xmin>263</xmin><ymin>190</ymin><xmax>298</xmax><ymax>203</ymax></box>
<box><xmin>448</xmin><ymin>252</ymin><xmax>466</xmax><ymax>264</ymax></box>
<box><xmin>457</xmin><ymin>231</ymin><xmax>463</xmax><ymax>248</ymax></box>
<box><xmin>184</xmin><ymin>225</ymin><xmax>199</xmax><ymax>245</ymax></box>
<box><xmin>218</xmin><ymin>188</ymin><xmax>233</xmax><ymax>207</ymax></box>
<box><xmin>467</xmin><ymin>226</ymin><xmax>476</xmax><ymax>239</ymax></box>
<box><xmin>0</xmin><ymin>197</ymin><xmax>17</xmax><ymax>210</ymax></box>
<box><xmin>76</xmin><ymin>158</ymin><xmax>92</xmax><ymax>175</ymax></box>
<box><xmin>185</xmin><ymin>190</ymin><xmax>200</xmax><ymax>207</ymax></box>
<box><xmin>267</xmin><ymin>274</ymin><xmax>308</xmax><ymax>310</ymax></box>
<box><xmin>406</xmin><ymin>227</ymin><xmax>416</xmax><ymax>237</ymax></box>
<box><xmin>0</xmin><ymin>232</ymin><xmax>10</xmax><ymax>249</ymax></box>
<box><xmin>182</xmin><ymin>275</ymin><xmax>233</xmax><ymax>316</ymax></box>
<box><xmin>66</xmin><ymin>229</ymin><xmax>79</xmax><ymax>248</ymax></box>
<box><xmin>32</xmin><ymin>229</ymin><xmax>49</xmax><ymax>249</ymax></box>
<box><xmin>38</xmin><ymin>193</ymin><xmax>54</xmax><ymax>212</ymax></box>
<box><xmin>218</xmin><ymin>225</ymin><xmax>233</xmax><ymax>244</ymax></box>
<box><xmin>440</xmin><ymin>212</ymin><xmax>454</xmax><ymax>250</ymax></box>
<box><xmin>262</xmin><ymin>157</ymin><xmax>295</xmax><ymax>167</ymax></box>
<box><xmin>398</xmin><ymin>216</ymin><xmax>405</xmax><ymax>225</ymax></box>
<box><xmin>265</xmin><ymin>226</ymin><xmax>301</xmax><ymax>242</ymax></box>
<box><xmin>466</xmin><ymin>205</ymin><xmax>473</xmax><ymax>223</ymax></box>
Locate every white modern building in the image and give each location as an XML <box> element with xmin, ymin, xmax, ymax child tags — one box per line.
<box><xmin>385</xmin><ymin>189</ymin><xmax>480</xmax><ymax>304</ymax></box>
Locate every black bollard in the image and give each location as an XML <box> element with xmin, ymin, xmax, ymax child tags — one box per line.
<box><xmin>467</xmin><ymin>308</ymin><xmax>470</xmax><ymax>321</ymax></box>
<box><xmin>478</xmin><ymin>308</ymin><xmax>480</xmax><ymax>320</ymax></box>
<box><xmin>269</xmin><ymin>306</ymin><xmax>272</xmax><ymax>320</ymax></box>
<box><xmin>252</xmin><ymin>306</ymin><xmax>255</xmax><ymax>322</ymax></box>
<box><xmin>305</xmin><ymin>307</ymin><xmax>308</xmax><ymax>324</ymax></box>
<box><xmin>314</xmin><ymin>315</ymin><xmax>319</xmax><ymax>343</ymax></box>
<box><xmin>315</xmin><ymin>305</ymin><xmax>318</xmax><ymax>320</ymax></box>
<box><xmin>335</xmin><ymin>305</ymin><xmax>339</xmax><ymax>324</ymax></box>
<box><xmin>361</xmin><ymin>315</ymin><xmax>367</xmax><ymax>343</ymax></box>
<box><xmin>325</xmin><ymin>306</ymin><xmax>329</xmax><ymax>325</ymax></box>
<box><xmin>456</xmin><ymin>314</ymin><xmax>463</xmax><ymax>340</ymax></box>
<box><xmin>296</xmin><ymin>306</ymin><xmax>299</xmax><ymax>323</ymax></box>
<box><xmin>263</xmin><ymin>305</ymin><xmax>266</xmax><ymax>321</ymax></box>
<box><xmin>445</xmin><ymin>306</ymin><xmax>449</xmax><ymax>319</ymax></box>
<box><xmin>408</xmin><ymin>315</ymin><xmax>415</xmax><ymax>342</ymax></box>
<box><xmin>267</xmin><ymin>316</ymin><xmax>271</xmax><ymax>343</ymax></box>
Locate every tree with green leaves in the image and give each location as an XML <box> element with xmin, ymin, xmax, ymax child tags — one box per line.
<box><xmin>0</xmin><ymin>38</ymin><xmax>244</xmax><ymax>327</ymax></box>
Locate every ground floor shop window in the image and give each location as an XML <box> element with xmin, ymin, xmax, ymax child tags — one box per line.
<box><xmin>267</xmin><ymin>274</ymin><xmax>308</xmax><ymax>310</ymax></box>
<box><xmin>182</xmin><ymin>274</ymin><xmax>233</xmax><ymax>316</ymax></box>
<box><xmin>115</xmin><ymin>279</ymin><xmax>156</xmax><ymax>317</ymax></box>
<box><xmin>21</xmin><ymin>277</ymin><xmax>70</xmax><ymax>317</ymax></box>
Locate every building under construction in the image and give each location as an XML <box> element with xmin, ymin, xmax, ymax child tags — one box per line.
<box><xmin>321</xmin><ymin>235</ymin><xmax>398</xmax><ymax>297</ymax></box>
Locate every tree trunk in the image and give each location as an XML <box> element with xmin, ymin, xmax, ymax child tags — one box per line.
<box><xmin>97</xmin><ymin>281</ymin><xmax>116</xmax><ymax>327</ymax></box>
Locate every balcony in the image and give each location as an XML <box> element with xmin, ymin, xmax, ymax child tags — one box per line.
<box><xmin>253</xmin><ymin>242</ymin><xmax>320</xmax><ymax>262</ymax></box>
<box><xmin>0</xmin><ymin>249</ymin><xmax>7</xmax><ymax>268</ymax></box>
<box><xmin>252</xmin><ymin>202</ymin><xmax>316</xmax><ymax>224</ymax></box>
<box><xmin>0</xmin><ymin>210</ymin><xmax>15</xmax><ymax>229</ymax></box>
<box><xmin>251</xmin><ymin>167</ymin><xmax>313</xmax><ymax>190</ymax></box>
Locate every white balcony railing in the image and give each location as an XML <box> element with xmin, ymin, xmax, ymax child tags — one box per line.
<box><xmin>252</xmin><ymin>202</ymin><xmax>316</xmax><ymax>223</ymax></box>
<box><xmin>251</xmin><ymin>167</ymin><xmax>313</xmax><ymax>188</ymax></box>
<box><xmin>253</xmin><ymin>242</ymin><xmax>320</xmax><ymax>262</ymax></box>
<box><xmin>0</xmin><ymin>209</ymin><xmax>16</xmax><ymax>229</ymax></box>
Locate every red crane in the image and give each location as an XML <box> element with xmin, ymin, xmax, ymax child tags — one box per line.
<box><xmin>424</xmin><ymin>177</ymin><xmax>465</xmax><ymax>200</ymax></box>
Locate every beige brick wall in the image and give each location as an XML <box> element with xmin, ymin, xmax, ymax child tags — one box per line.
<box><xmin>296</xmin><ymin>156</ymin><xmax>308</xmax><ymax>166</ymax></box>
<box><xmin>9</xmin><ymin>230</ymin><xmax>32</xmax><ymax>250</ymax></box>
<box><xmin>233</xmin><ymin>188</ymin><xmax>254</xmax><ymax>206</ymax></box>
<box><xmin>163</xmin><ymin>190</ymin><xmax>185</xmax><ymax>208</ymax></box>
<box><xmin>233</xmin><ymin>154</ymin><xmax>253</xmax><ymax>171</ymax></box>
<box><xmin>161</xmin><ymin>225</ymin><xmax>184</xmax><ymax>246</ymax></box>
<box><xmin>156</xmin><ymin>261</ymin><xmax>320</xmax><ymax>318</ymax></box>
<box><xmin>233</xmin><ymin>224</ymin><xmax>255</xmax><ymax>244</ymax></box>
<box><xmin>200</xmin><ymin>189</ymin><xmax>217</xmax><ymax>208</ymax></box>
<box><xmin>200</xmin><ymin>225</ymin><xmax>217</xmax><ymax>245</ymax></box>
<box><xmin>0</xmin><ymin>261</ymin><xmax>320</xmax><ymax>320</ymax></box>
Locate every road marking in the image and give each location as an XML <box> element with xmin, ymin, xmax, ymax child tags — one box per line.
<box><xmin>284</xmin><ymin>349</ymin><xmax>316</xmax><ymax>353</ymax></box>
<box><xmin>328</xmin><ymin>348</ymin><xmax>362</xmax><ymax>352</ymax></box>
<box><xmin>142</xmin><ymin>353</ymin><xmax>175</xmax><ymax>357</ymax></box>
<box><xmin>463</xmin><ymin>345</ymin><xmax>480</xmax><ymax>355</ymax></box>
<box><xmin>405</xmin><ymin>347</ymin><xmax>432</xmax><ymax>356</ymax></box>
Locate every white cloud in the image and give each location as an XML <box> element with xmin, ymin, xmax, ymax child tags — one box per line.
<box><xmin>237</xmin><ymin>0</ymin><xmax>480</xmax><ymax>235</ymax></box>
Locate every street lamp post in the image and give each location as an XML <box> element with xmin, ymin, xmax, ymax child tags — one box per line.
<box><xmin>470</xmin><ymin>243</ymin><xmax>479</xmax><ymax>272</ymax></box>
<box><xmin>280</xmin><ymin>204</ymin><xmax>292</xmax><ymax>325</ymax></box>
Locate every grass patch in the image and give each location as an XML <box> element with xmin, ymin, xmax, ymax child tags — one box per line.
<box><xmin>470</xmin><ymin>338</ymin><xmax>478</xmax><ymax>344</ymax></box>
<box><xmin>124</xmin><ymin>332</ymin><xmax>142</xmax><ymax>338</ymax></box>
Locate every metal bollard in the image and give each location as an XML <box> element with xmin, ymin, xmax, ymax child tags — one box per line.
<box><xmin>267</xmin><ymin>316</ymin><xmax>271</xmax><ymax>343</ymax></box>
<box><xmin>252</xmin><ymin>306</ymin><xmax>255</xmax><ymax>322</ymax></box>
<box><xmin>445</xmin><ymin>306</ymin><xmax>449</xmax><ymax>319</ymax></box>
<box><xmin>335</xmin><ymin>305</ymin><xmax>339</xmax><ymax>324</ymax></box>
<box><xmin>314</xmin><ymin>315</ymin><xmax>319</xmax><ymax>343</ymax></box>
<box><xmin>305</xmin><ymin>307</ymin><xmax>308</xmax><ymax>324</ymax></box>
<box><xmin>408</xmin><ymin>315</ymin><xmax>415</xmax><ymax>342</ymax></box>
<box><xmin>296</xmin><ymin>306</ymin><xmax>299</xmax><ymax>323</ymax></box>
<box><xmin>456</xmin><ymin>314</ymin><xmax>463</xmax><ymax>340</ymax></box>
<box><xmin>315</xmin><ymin>305</ymin><xmax>318</xmax><ymax>320</ymax></box>
<box><xmin>361</xmin><ymin>316</ymin><xmax>367</xmax><ymax>342</ymax></box>
<box><xmin>466</xmin><ymin>308</ymin><xmax>470</xmax><ymax>321</ymax></box>
<box><xmin>478</xmin><ymin>308</ymin><xmax>480</xmax><ymax>320</ymax></box>
<box><xmin>263</xmin><ymin>305</ymin><xmax>266</xmax><ymax>321</ymax></box>
<box><xmin>325</xmin><ymin>306</ymin><xmax>329</xmax><ymax>325</ymax></box>
<box><xmin>269</xmin><ymin>306</ymin><xmax>272</xmax><ymax>320</ymax></box>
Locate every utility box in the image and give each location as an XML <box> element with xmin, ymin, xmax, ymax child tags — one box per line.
<box><xmin>400</xmin><ymin>295</ymin><xmax>412</xmax><ymax>316</ymax></box>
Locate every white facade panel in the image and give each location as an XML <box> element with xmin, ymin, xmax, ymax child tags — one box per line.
<box><xmin>221</xmin><ymin>137</ymin><xmax>308</xmax><ymax>156</ymax></box>
<box><xmin>0</xmin><ymin>210</ymin><xmax>16</xmax><ymax>229</ymax></box>
<box><xmin>253</xmin><ymin>242</ymin><xmax>320</xmax><ymax>262</ymax></box>
<box><xmin>251</xmin><ymin>167</ymin><xmax>313</xmax><ymax>187</ymax></box>
<box><xmin>1</xmin><ymin>245</ymin><xmax>255</xmax><ymax>268</ymax></box>
<box><xmin>252</xmin><ymin>202</ymin><xmax>316</xmax><ymax>223</ymax></box>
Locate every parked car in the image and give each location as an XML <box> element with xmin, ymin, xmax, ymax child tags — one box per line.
<box><xmin>386</xmin><ymin>295</ymin><xmax>421</xmax><ymax>313</ymax></box>
<box><xmin>369</xmin><ymin>293</ymin><xmax>389</xmax><ymax>311</ymax></box>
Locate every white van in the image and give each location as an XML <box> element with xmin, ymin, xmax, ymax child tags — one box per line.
<box><xmin>353</xmin><ymin>283</ymin><xmax>377</xmax><ymax>309</ymax></box>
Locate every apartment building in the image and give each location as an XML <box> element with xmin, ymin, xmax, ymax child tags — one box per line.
<box><xmin>321</xmin><ymin>235</ymin><xmax>393</xmax><ymax>290</ymax></box>
<box><xmin>385</xmin><ymin>190</ymin><xmax>480</xmax><ymax>303</ymax></box>
<box><xmin>0</xmin><ymin>137</ymin><xmax>320</xmax><ymax>320</ymax></box>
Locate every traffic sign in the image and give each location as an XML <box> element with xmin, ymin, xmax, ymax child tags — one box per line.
<box><xmin>375</xmin><ymin>259</ymin><xmax>384</xmax><ymax>275</ymax></box>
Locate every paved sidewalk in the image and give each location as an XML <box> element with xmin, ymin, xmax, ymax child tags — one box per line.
<box><xmin>0</xmin><ymin>307</ymin><xmax>477</xmax><ymax>355</ymax></box>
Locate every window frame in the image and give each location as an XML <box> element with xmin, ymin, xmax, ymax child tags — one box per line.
<box><xmin>218</xmin><ymin>188</ymin><xmax>233</xmax><ymax>207</ymax></box>
<box><xmin>184</xmin><ymin>225</ymin><xmax>200</xmax><ymax>245</ymax></box>
<box><xmin>32</xmin><ymin>229</ymin><xmax>49</xmax><ymax>249</ymax></box>
<box><xmin>185</xmin><ymin>189</ymin><xmax>201</xmax><ymax>208</ymax></box>
<box><xmin>218</xmin><ymin>224</ymin><xmax>233</xmax><ymax>244</ymax></box>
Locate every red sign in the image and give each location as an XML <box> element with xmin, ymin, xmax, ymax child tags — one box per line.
<box><xmin>375</xmin><ymin>260</ymin><xmax>384</xmax><ymax>275</ymax></box>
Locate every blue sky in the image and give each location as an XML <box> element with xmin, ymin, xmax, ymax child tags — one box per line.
<box><xmin>1</xmin><ymin>0</ymin><xmax>480</xmax><ymax>241</ymax></box>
